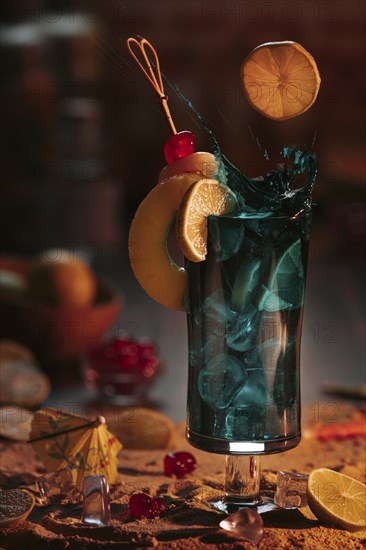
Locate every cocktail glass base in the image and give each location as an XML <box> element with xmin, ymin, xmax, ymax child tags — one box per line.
<box><xmin>187</xmin><ymin>430</ymin><xmax>301</xmax><ymax>455</ymax></box>
<box><xmin>209</xmin><ymin>495</ymin><xmax>278</xmax><ymax>515</ymax></box>
<box><xmin>208</xmin><ymin>455</ymin><xmax>280</xmax><ymax>514</ymax></box>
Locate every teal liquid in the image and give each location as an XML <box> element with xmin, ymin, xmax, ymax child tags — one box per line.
<box><xmin>172</xmin><ymin>89</ymin><xmax>317</xmax><ymax>454</ymax></box>
<box><xmin>186</xmin><ymin>210</ymin><xmax>311</xmax><ymax>454</ymax></box>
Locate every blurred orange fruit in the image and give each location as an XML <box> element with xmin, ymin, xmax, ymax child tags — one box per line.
<box><xmin>27</xmin><ymin>249</ymin><xmax>97</xmax><ymax>308</ymax></box>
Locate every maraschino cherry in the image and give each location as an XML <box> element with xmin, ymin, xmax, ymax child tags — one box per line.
<box><xmin>164</xmin><ymin>131</ymin><xmax>196</xmax><ymax>164</ymax></box>
<box><xmin>129</xmin><ymin>493</ymin><xmax>165</xmax><ymax>518</ymax></box>
<box><xmin>126</xmin><ymin>38</ymin><xmax>196</xmax><ymax>165</ymax></box>
<box><xmin>164</xmin><ymin>451</ymin><xmax>197</xmax><ymax>478</ymax></box>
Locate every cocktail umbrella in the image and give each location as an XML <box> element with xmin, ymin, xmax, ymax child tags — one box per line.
<box><xmin>29</xmin><ymin>408</ymin><xmax>122</xmax><ymax>490</ymax></box>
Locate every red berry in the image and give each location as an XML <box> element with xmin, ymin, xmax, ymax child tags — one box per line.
<box><xmin>113</xmin><ymin>338</ymin><xmax>138</xmax><ymax>355</ymax></box>
<box><xmin>88</xmin><ymin>336</ymin><xmax>160</xmax><ymax>379</ymax></box>
<box><xmin>137</xmin><ymin>341</ymin><xmax>156</xmax><ymax>358</ymax></box>
<box><xmin>164</xmin><ymin>131</ymin><xmax>195</xmax><ymax>164</ymax></box>
<box><xmin>163</xmin><ymin>451</ymin><xmax>197</xmax><ymax>478</ymax></box>
<box><xmin>119</xmin><ymin>354</ymin><xmax>138</xmax><ymax>369</ymax></box>
<box><xmin>129</xmin><ymin>493</ymin><xmax>164</xmax><ymax>518</ymax></box>
<box><xmin>141</xmin><ymin>356</ymin><xmax>159</xmax><ymax>378</ymax></box>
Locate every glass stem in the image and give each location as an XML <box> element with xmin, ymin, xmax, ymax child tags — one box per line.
<box><xmin>224</xmin><ymin>455</ymin><xmax>261</xmax><ymax>506</ymax></box>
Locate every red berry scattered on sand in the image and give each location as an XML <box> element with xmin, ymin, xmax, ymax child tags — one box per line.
<box><xmin>129</xmin><ymin>493</ymin><xmax>165</xmax><ymax>519</ymax></box>
<box><xmin>164</xmin><ymin>451</ymin><xmax>197</xmax><ymax>478</ymax></box>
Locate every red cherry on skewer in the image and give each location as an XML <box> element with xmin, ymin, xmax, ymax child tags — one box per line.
<box><xmin>164</xmin><ymin>131</ymin><xmax>196</xmax><ymax>164</ymax></box>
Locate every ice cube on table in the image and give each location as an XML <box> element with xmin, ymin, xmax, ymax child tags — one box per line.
<box><xmin>274</xmin><ymin>471</ymin><xmax>308</xmax><ymax>508</ymax></box>
<box><xmin>220</xmin><ymin>508</ymin><xmax>264</xmax><ymax>544</ymax></box>
<box><xmin>198</xmin><ymin>354</ymin><xmax>247</xmax><ymax>409</ymax></box>
<box><xmin>81</xmin><ymin>475</ymin><xmax>111</xmax><ymax>527</ymax></box>
<box><xmin>36</xmin><ymin>467</ymin><xmax>79</xmax><ymax>506</ymax></box>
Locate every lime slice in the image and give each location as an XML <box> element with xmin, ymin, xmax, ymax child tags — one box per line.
<box><xmin>307</xmin><ymin>468</ymin><xmax>366</xmax><ymax>532</ymax></box>
<box><xmin>258</xmin><ymin>239</ymin><xmax>304</xmax><ymax>311</ymax></box>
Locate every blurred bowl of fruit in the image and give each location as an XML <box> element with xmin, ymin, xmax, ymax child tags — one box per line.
<box><xmin>0</xmin><ymin>250</ymin><xmax>122</xmax><ymax>361</ymax></box>
<box><xmin>84</xmin><ymin>334</ymin><xmax>161</xmax><ymax>404</ymax></box>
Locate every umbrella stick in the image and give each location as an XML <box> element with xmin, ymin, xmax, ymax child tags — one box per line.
<box><xmin>28</xmin><ymin>416</ymin><xmax>106</xmax><ymax>443</ymax></box>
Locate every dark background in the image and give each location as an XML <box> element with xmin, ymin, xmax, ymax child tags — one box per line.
<box><xmin>0</xmin><ymin>0</ymin><xmax>365</xmax><ymax>418</ymax></box>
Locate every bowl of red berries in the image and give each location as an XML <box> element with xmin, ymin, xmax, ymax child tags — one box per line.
<box><xmin>83</xmin><ymin>334</ymin><xmax>161</xmax><ymax>404</ymax></box>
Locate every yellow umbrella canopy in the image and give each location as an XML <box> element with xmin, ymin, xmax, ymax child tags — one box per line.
<box><xmin>29</xmin><ymin>408</ymin><xmax>122</xmax><ymax>490</ymax></box>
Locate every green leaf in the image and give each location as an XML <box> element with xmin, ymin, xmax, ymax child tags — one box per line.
<box><xmin>49</xmin><ymin>452</ymin><xmax>63</xmax><ymax>459</ymax></box>
<box><xmin>48</xmin><ymin>417</ymin><xmax>58</xmax><ymax>430</ymax></box>
<box><xmin>61</xmin><ymin>435</ymin><xmax>69</xmax><ymax>451</ymax></box>
<box><xmin>75</xmin><ymin>452</ymin><xmax>84</xmax><ymax>468</ymax></box>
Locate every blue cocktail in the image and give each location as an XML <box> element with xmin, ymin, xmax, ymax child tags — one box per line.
<box><xmin>126</xmin><ymin>36</ymin><xmax>320</xmax><ymax>510</ymax></box>
<box><xmin>185</xmin><ymin>147</ymin><xmax>316</xmax><ymax>507</ymax></box>
<box><xmin>187</xmin><ymin>210</ymin><xmax>310</xmax><ymax>454</ymax></box>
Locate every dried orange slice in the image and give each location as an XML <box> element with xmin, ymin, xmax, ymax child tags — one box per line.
<box><xmin>0</xmin><ymin>489</ymin><xmax>35</xmax><ymax>527</ymax></box>
<box><xmin>129</xmin><ymin>153</ymin><xmax>218</xmax><ymax>311</ymax></box>
<box><xmin>159</xmin><ymin>151</ymin><xmax>218</xmax><ymax>182</ymax></box>
<box><xmin>175</xmin><ymin>179</ymin><xmax>237</xmax><ymax>262</ymax></box>
<box><xmin>241</xmin><ymin>41</ymin><xmax>321</xmax><ymax>121</ymax></box>
<box><xmin>307</xmin><ymin>468</ymin><xmax>366</xmax><ymax>532</ymax></box>
<box><xmin>103</xmin><ymin>407</ymin><xmax>176</xmax><ymax>450</ymax></box>
<box><xmin>0</xmin><ymin>406</ymin><xmax>34</xmax><ymax>442</ymax></box>
<box><xmin>129</xmin><ymin>172</ymin><xmax>203</xmax><ymax>311</ymax></box>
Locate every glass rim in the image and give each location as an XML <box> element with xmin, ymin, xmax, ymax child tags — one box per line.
<box><xmin>209</xmin><ymin>207</ymin><xmax>310</xmax><ymax>222</ymax></box>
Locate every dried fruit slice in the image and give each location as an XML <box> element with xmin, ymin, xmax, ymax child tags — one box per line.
<box><xmin>0</xmin><ymin>406</ymin><xmax>34</xmax><ymax>442</ymax></box>
<box><xmin>159</xmin><ymin>152</ymin><xmax>217</xmax><ymax>182</ymax></box>
<box><xmin>103</xmin><ymin>407</ymin><xmax>175</xmax><ymax>449</ymax></box>
<box><xmin>241</xmin><ymin>41</ymin><xmax>321</xmax><ymax>121</ymax></box>
<box><xmin>0</xmin><ymin>340</ymin><xmax>34</xmax><ymax>363</ymax></box>
<box><xmin>307</xmin><ymin>468</ymin><xmax>366</xmax><ymax>532</ymax></box>
<box><xmin>175</xmin><ymin>179</ymin><xmax>237</xmax><ymax>262</ymax></box>
<box><xmin>0</xmin><ymin>489</ymin><xmax>35</xmax><ymax>527</ymax></box>
<box><xmin>129</xmin><ymin>172</ymin><xmax>206</xmax><ymax>311</ymax></box>
<box><xmin>0</xmin><ymin>341</ymin><xmax>50</xmax><ymax>407</ymax></box>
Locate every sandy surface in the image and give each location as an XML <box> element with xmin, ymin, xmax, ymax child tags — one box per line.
<box><xmin>0</xmin><ymin>405</ymin><xmax>365</xmax><ymax>549</ymax></box>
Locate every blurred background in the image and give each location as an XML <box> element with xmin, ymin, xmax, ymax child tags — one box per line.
<box><xmin>0</xmin><ymin>0</ymin><xmax>365</xmax><ymax>420</ymax></box>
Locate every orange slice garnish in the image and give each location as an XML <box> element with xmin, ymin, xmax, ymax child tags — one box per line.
<box><xmin>241</xmin><ymin>41</ymin><xmax>321</xmax><ymax>121</ymax></box>
<box><xmin>175</xmin><ymin>179</ymin><xmax>237</xmax><ymax>262</ymax></box>
<box><xmin>128</xmin><ymin>153</ymin><xmax>219</xmax><ymax>311</ymax></box>
<box><xmin>129</xmin><ymin>173</ymin><xmax>203</xmax><ymax>311</ymax></box>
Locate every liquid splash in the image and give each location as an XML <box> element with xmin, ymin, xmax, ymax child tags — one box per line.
<box><xmin>173</xmin><ymin>85</ymin><xmax>318</xmax><ymax>217</ymax></box>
